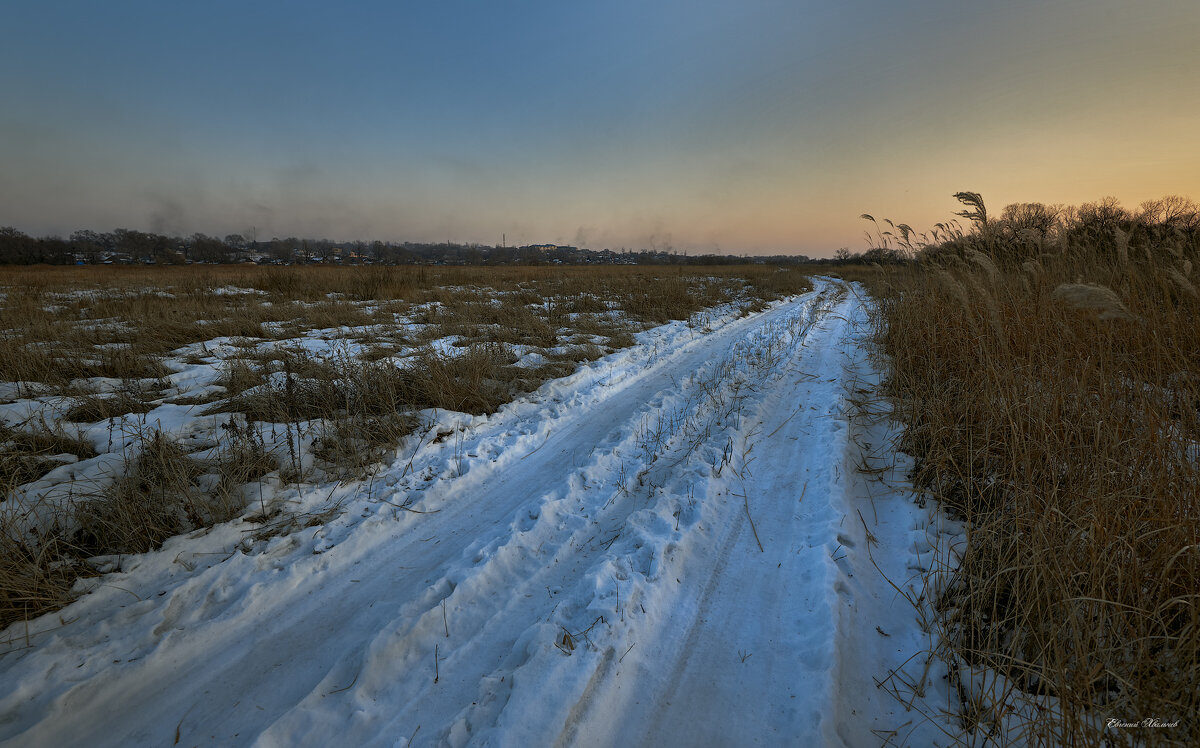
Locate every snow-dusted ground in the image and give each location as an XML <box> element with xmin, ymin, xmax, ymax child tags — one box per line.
<box><xmin>0</xmin><ymin>279</ymin><xmax>958</xmax><ymax>747</ymax></box>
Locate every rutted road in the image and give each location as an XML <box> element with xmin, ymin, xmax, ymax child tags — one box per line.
<box><xmin>0</xmin><ymin>280</ymin><xmax>943</xmax><ymax>747</ymax></box>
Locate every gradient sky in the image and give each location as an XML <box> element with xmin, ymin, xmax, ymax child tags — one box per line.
<box><xmin>3</xmin><ymin>1</ymin><xmax>1198</xmax><ymax>256</ymax></box>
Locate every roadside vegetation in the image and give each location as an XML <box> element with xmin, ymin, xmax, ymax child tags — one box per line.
<box><xmin>0</xmin><ymin>264</ymin><xmax>810</xmax><ymax>628</ymax></box>
<box><xmin>850</xmin><ymin>194</ymin><xmax>1199</xmax><ymax>746</ymax></box>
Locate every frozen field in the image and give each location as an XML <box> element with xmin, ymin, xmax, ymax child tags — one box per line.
<box><xmin>0</xmin><ymin>279</ymin><xmax>957</xmax><ymax>746</ymax></box>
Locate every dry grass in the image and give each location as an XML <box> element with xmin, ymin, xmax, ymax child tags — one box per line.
<box><xmin>74</xmin><ymin>430</ymin><xmax>206</xmax><ymax>555</ymax></box>
<box><xmin>1</xmin><ymin>426</ymin><xmax>98</xmax><ymax>626</ymax></box>
<box><xmin>1</xmin><ymin>264</ymin><xmax>810</xmax><ymax>388</ymax></box>
<box><xmin>1</xmin><ymin>422</ymin><xmax>98</xmax><ymax>498</ymax></box>
<box><xmin>857</xmin><ymin>195</ymin><xmax>1199</xmax><ymax>746</ymax></box>
<box><xmin>208</xmin><ymin>418</ymin><xmax>278</xmax><ymax>510</ymax></box>
<box><xmin>0</xmin><ymin>529</ymin><xmax>89</xmax><ymax>631</ymax></box>
<box><xmin>63</xmin><ymin>392</ymin><xmax>156</xmax><ymax>422</ymax></box>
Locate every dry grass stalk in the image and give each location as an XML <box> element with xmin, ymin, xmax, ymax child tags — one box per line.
<box><xmin>1114</xmin><ymin>226</ymin><xmax>1130</xmax><ymax>266</ymax></box>
<box><xmin>1166</xmin><ymin>267</ymin><xmax>1198</xmax><ymax>300</ymax></box>
<box><xmin>965</xmin><ymin>248</ymin><xmax>999</xmax><ymax>280</ymax></box>
<box><xmin>1051</xmin><ymin>283</ymin><xmax>1136</xmax><ymax>321</ymax></box>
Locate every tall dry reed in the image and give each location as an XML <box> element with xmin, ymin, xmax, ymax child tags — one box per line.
<box><xmin>859</xmin><ymin>194</ymin><xmax>1198</xmax><ymax>746</ymax></box>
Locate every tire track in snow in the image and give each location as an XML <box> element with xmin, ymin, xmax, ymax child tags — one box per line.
<box><xmin>548</xmin><ymin>283</ymin><xmax>860</xmax><ymax>748</ymax></box>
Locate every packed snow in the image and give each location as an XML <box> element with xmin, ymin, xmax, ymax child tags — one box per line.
<box><xmin>0</xmin><ymin>279</ymin><xmax>960</xmax><ymax>746</ymax></box>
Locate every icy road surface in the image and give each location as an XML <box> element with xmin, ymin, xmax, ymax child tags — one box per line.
<box><xmin>0</xmin><ymin>279</ymin><xmax>953</xmax><ymax>747</ymax></box>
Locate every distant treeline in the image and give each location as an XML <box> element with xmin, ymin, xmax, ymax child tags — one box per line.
<box><xmin>860</xmin><ymin>194</ymin><xmax>1200</xmax><ymax>263</ymax></box>
<box><xmin>0</xmin><ymin>226</ymin><xmax>831</xmax><ymax>267</ymax></box>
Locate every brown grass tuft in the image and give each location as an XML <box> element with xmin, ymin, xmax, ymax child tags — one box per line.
<box><xmin>63</xmin><ymin>392</ymin><xmax>156</xmax><ymax>423</ymax></box>
<box><xmin>1</xmin><ymin>423</ymin><xmax>98</xmax><ymax>497</ymax></box>
<box><xmin>74</xmin><ymin>431</ymin><xmax>204</xmax><ymax>555</ymax></box>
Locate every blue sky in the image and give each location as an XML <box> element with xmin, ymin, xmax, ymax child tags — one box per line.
<box><xmin>3</xmin><ymin>1</ymin><xmax>1198</xmax><ymax>255</ymax></box>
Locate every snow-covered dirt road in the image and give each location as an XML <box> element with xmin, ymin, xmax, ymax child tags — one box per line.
<box><xmin>0</xmin><ymin>279</ymin><xmax>953</xmax><ymax>747</ymax></box>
